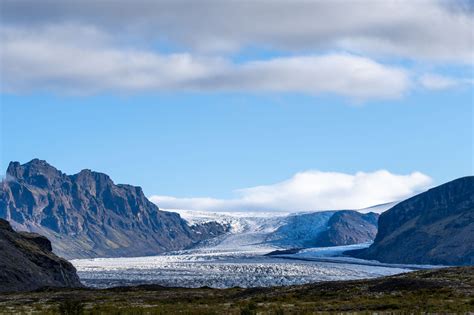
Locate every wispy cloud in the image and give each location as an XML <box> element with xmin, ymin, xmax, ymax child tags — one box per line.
<box><xmin>419</xmin><ymin>73</ymin><xmax>474</xmax><ymax>90</ymax></box>
<box><xmin>149</xmin><ymin>170</ymin><xmax>432</xmax><ymax>212</ymax></box>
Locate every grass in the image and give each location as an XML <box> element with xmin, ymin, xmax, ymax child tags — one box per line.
<box><xmin>0</xmin><ymin>267</ymin><xmax>472</xmax><ymax>314</ymax></box>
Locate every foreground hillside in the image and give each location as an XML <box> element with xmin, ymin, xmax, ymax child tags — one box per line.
<box><xmin>350</xmin><ymin>176</ymin><xmax>474</xmax><ymax>265</ymax></box>
<box><xmin>0</xmin><ymin>267</ymin><xmax>472</xmax><ymax>313</ymax></box>
<box><xmin>0</xmin><ymin>219</ymin><xmax>81</xmax><ymax>292</ymax></box>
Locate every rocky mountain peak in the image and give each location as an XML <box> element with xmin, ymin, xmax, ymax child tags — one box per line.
<box><xmin>6</xmin><ymin>159</ymin><xmax>65</xmax><ymax>188</ymax></box>
<box><xmin>74</xmin><ymin>169</ymin><xmax>111</xmax><ymax>182</ymax></box>
<box><xmin>71</xmin><ymin>169</ymin><xmax>115</xmax><ymax>196</ymax></box>
<box><xmin>1</xmin><ymin>159</ymin><xmax>229</xmax><ymax>258</ymax></box>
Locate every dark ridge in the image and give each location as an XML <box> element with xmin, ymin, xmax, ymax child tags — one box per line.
<box><xmin>349</xmin><ymin>176</ymin><xmax>474</xmax><ymax>265</ymax></box>
<box><xmin>0</xmin><ymin>218</ymin><xmax>82</xmax><ymax>292</ymax></box>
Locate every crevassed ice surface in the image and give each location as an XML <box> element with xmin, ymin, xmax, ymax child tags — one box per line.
<box><xmin>73</xmin><ymin>255</ymin><xmax>411</xmax><ymax>289</ymax></box>
<box><xmin>72</xmin><ymin>210</ymin><xmax>412</xmax><ymax>289</ymax></box>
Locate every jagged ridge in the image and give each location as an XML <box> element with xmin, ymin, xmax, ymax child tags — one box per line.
<box><xmin>0</xmin><ymin>159</ymin><xmax>229</xmax><ymax>259</ymax></box>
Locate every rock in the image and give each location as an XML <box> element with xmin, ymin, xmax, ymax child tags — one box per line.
<box><xmin>0</xmin><ymin>218</ymin><xmax>82</xmax><ymax>292</ymax></box>
<box><xmin>267</xmin><ymin>210</ymin><xmax>379</xmax><ymax>248</ymax></box>
<box><xmin>17</xmin><ymin>232</ymin><xmax>53</xmax><ymax>251</ymax></box>
<box><xmin>313</xmin><ymin>211</ymin><xmax>379</xmax><ymax>246</ymax></box>
<box><xmin>268</xmin><ymin>211</ymin><xmax>336</xmax><ymax>247</ymax></box>
<box><xmin>0</xmin><ymin>159</ymin><xmax>229</xmax><ymax>259</ymax></box>
<box><xmin>264</xmin><ymin>248</ymin><xmax>303</xmax><ymax>256</ymax></box>
<box><xmin>348</xmin><ymin>176</ymin><xmax>474</xmax><ymax>265</ymax></box>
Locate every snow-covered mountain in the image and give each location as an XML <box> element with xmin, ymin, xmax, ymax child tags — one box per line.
<box><xmin>172</xmin><ymin>210</ymin><xmax>289</xmax><ymax>254</ymax></box>
<box><xmin>170</xmin><ymin>208</ymin><xmax>381</xmax><ymax>253</ymax></box>
<box><xmin>357</xmin><ymin>202</ymin><xmax>399</xmax><ymax>214</ymax></box>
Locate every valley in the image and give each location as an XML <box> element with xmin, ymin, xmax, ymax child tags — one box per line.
<box><xmin>71</xmin><ymin>210</ymin><xmax>413</xmax><ymax>289</ymax></box>
<box><xmin>0</xmin><ymin>160</ymin><xmax>472</xmax><ymax>313</ymax></box>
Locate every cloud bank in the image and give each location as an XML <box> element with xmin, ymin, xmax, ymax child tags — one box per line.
<box><xmin>1</xmin><ymin>1</ymin><xmax>472</xmax><ymax>98</ymax></box>
<box><xmin>149</xmin><ymin>170</ymin><xmax>432</xmax><ymax>212</ymax></box>
<box><xmin>0</xmin><ymin>26</ymin><xmax>409</xmax><ymax>99</ymax></box>
<box><xmin>2</xmin><ymin>1</ymin><xmax>473</xmax><ymax>62</ymax></box>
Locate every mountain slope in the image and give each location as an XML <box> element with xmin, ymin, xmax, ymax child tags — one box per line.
<box><xmin>266</xmin><ymin>211</ymin><xmax>335</xmax><ymax>247</ymax></box>
<box><xmin>0</xmin><ymin>159</ymin><xmax>228</xmax><ymax>259</ymax></box>
<box><xmin>349</xmin><ymin>176</ymin><xmax>474</xmax><ymax>265</ymax></box>
<box><xmin>313</xmin><ymin>211</ymin><xmax>379</xmax><ymax>246</ymax></box>
<box><xmin>0</xmin><ymin>218</ymin><xmax>82</xmax><ymax>292</ymax></box>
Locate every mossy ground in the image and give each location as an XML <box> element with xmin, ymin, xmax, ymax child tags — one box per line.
<box><xmin>0</xmin><ymin>267</ymin><xmax>472</xmax><ymax>314</ymax></box>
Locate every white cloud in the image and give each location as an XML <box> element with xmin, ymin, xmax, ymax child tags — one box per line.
<box><xmin>0</xmin><ymin>26</ymin><xmax>409</xmax><ymax>99</ymax></box>
<box><xmin>2</xmin><ymin>1</ymin><xmax>473</xmax><ymax>63</ymax></box>
<box><xmin>0</xmin><ymin>26</ymin><xmax>223</xmax><ymax>94</ymax></box>
<box><xmin>194</xmin><ymin>54</ymin><xmax>409</xmax><ymax>99</ymax></box>
<box><xmin>419</xmin><ymin>73</ymin><xmax>474</xmax><ymax>90</ymax></box>
<box><xmin>149</xmin><ymin>170</ymin><xmax>432</xmax><ymax>212</ymax></box>
<box><xmin>1</xmin><ymin>1</ymin><xmax>471</xmax><ymax>97</ymax></box>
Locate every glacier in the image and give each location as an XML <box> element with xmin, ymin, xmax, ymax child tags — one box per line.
<box><xmin>72</xmin><ymin>208</ymin><xmax>426</xmax><ymax>289</ymax></box>
<box><xmin>73</xmin><ymin>254</ymin><xmax>411</xmax><ymax>289</ymax></box>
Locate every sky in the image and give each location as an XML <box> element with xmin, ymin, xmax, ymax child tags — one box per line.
<box><xmin>0</xmin><ymin>0</ymin><xmax>473</xmax><ymax>212</ymax></box>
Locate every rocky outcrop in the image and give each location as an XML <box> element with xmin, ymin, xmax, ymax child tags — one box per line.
<box><xmin>268</xmin><ymin>211</ymin><xmax>336</xmax><ymax>247</ymax></box>
<box><xmin>0</xmin><ymin>218</ymin><xmax>82</xmax><ymax>292</ymax></box>
<box><xmin>313</xmin><ymin>211</ymin><xmax>379</xmax><ymax>246</ymax></box>
<box><xmin>267</xmin><ymin>210</ymin><xmax>379</xmax><ymax>248</ymax></box>
<box><xmin>0</xmin><ymin>159</ymin><xmax>229</xmax><ymax>259</ymax></box>
<box><xmin>349</xmin><ymin>177</ymin><xmax>474</xmax><ymax>265</ymax></box>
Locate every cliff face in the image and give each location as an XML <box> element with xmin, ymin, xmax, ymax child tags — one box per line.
<box><xmin>0</xmin><ymin>159</ymin><xmax>229</xmax><ymax>259</ymax></box>
<box><xmin>313</xmin><ymin>211</ymin><xmax>379</xmax><ymax>247</ymax></box>
<box><xmin>0</xmin><ymin>218</ymin><xmax>82</xmax><ymax>292</ymax></box>
<box><xmin>349</xmin><ymin>176</ymin><xmax>474</xmax><ymax>265</ymax></box>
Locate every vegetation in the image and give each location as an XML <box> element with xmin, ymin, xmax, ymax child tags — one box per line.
<box><xmin>0</xmin><ymin>267</ymin><xmax>472</xmax><ymax>314</ymax></box>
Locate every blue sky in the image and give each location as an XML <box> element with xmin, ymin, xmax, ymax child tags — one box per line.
<box><xmin>0</xmin><ymin>1</ymin><xmax>473</xmax><ymax>211</ymax></box>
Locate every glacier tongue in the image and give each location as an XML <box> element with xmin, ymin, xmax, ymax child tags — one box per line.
<box><xmin>173</xmin><ymin>210</ymin><xmax>291</xmax><ymax>253</ymax></box>
<box><xmin>172</xmin><ymin>209</ymin><xmax>337</xmax><ymax>252</ymax></box>
<box><xmin>72</xmin><ymin>254</ymin><xmax>411</xmax><ymax>289</ymax></box>
<box><xmin>72</xmin><ymin>209</ymin><xmax>416</xmax><ymax>289</ymax></box>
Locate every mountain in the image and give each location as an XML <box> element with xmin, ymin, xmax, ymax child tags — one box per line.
<box><xmin>266</xmin><ymin>211</ymin><xmax>336</xmax><ymax>247</ymax></box>
<box><xmin>312</xmin><ymin>211</ymin><xmax>378</xmax><ymax>247</ymax></box>
<box><xmin>175</xmin><ymin>209</ymin><xmax>379</xmax><ymax>250</ymax></box>
<box><xmin>357</xmin><ymin>201</ymin><xmax>399</xmax><ymax>214</ymax></box>
<box><xmin>349</xmin><ymin>176</ymin><xmax>474</xmax><ymax>265</ymax></box>
<box><xmin>0</xmin><ymin>159</ymin><xmax>229</xmax><ymax>259</ymax></box>
<box><xmin>0</xmin><ymin>218</ymin><xmax>82</xmax><ymax>292</ymax></box>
